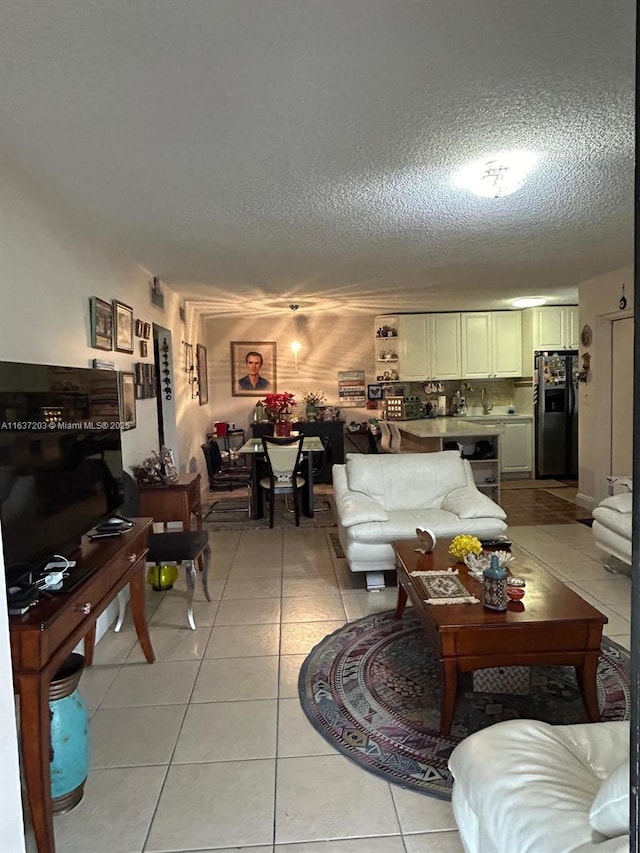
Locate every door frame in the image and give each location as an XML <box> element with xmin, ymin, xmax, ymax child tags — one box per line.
<box><xmin>591</xmin><ymin>307</ymin><xmax>633</xmax><ymax>504</ymax></box>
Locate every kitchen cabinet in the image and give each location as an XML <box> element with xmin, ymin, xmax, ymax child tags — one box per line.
<box><xmin>398</xmin><ymin>313</ymin><xmax>461</xmax><ymax>380</ymax></box>
<box><xmin>501</xmin><ymin>418</ymin><xmax>533</xmax><ymax>473</ymax></box>
<box><xmin>529</xmin><ymin>306</ymin><xmax>578</xmax><ymax>351</ymax></box>
<box><xmin>462</xmin><ymin>416</ymin><xmax>533</xmax><ymax>474</ymax></box>
<box><xmin>461</xmin><ymin>311</ymin><xmax>522</xmax><ymax>378</ymax></box>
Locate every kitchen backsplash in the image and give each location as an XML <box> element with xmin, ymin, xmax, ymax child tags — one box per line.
<box><xmin>401</xmin><ymin>378</ymin><xmax>534</xmax><ymax>415</ymax></box>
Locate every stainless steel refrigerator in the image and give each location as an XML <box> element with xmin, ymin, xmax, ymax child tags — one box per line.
<box><xmin>534</xmin><ymin>351</ymin><xmax>578</xmax><ymax>478</ymax></box>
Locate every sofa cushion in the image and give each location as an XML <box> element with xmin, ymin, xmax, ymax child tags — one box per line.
<box><xmin>441</xmin><ymin>486</ymin><xmax>507</xmax><ymax>520</ymax></box>
<box><xmin>345</xmin><ymin>451</ymin><xmax>469</xmax><ymax>511</ymax></box>
<box><xmin>336</xmin><ymin>490</ymin><xmax>389</xmax><ymax>527</ymax></box>
<box><xmin>596</xmin><ymin>493</ymin><xmax>633</xmax><ymax>514</ymax></box>
<box><xmin>589</xmin><ymin>758</ymin><xmax>629</xmax><ymax>838</ymax></box>
<box><xmin>449</xmin><ymin>719</ymin><xmax>630</xmax><ymax>853</ymax></box>
<box><xmin>592</xmin><ymin>507</ymin><xmax>632</xmax><ymax>540</ymax></box>
<box><xmin>345</xmin><ymin>509</ymin><xmax>505</xmax><ymax>544</ymax></box>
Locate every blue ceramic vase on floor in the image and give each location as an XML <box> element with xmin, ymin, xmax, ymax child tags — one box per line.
<box><xmin>49</xmin><ymin>653</ymin><xmax>90</xmax><ymax>814</ymax></box>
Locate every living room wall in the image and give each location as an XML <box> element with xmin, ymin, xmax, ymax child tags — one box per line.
<box><xmin>0</xmin><ymin>152</ymin><xmax>212</xmax><ymax>476</ymax></box>
<box><xmin>203</xmin><ymin>312</ymin><xmax>376</xmax><ymax>434</ymax></box>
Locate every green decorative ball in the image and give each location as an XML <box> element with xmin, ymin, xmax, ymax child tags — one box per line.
<box><xmin>147</xmin><ymin>564</ymin><xmax>179</xmax><ymax>590</ymax></box>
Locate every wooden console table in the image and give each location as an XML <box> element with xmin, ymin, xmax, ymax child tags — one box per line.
<box><xmin>10</xmin><ymin>518</ymin><xmax>155</xmax><ymax>853</ymax></box>
<box><xmin>138</xmin><ymin>472</ymin><xmax>202</xmax><ymax>531</ymax></box>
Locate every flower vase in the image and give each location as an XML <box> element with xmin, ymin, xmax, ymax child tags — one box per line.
<box><xmin>275</xmin><ymin>419</ymin><xmax>292</xmax><ymax>437</ymax></box>
<box><xmin>306</xmin><ymin>404</ymin><xmax>317</xmax><ymax>422</ymax></box>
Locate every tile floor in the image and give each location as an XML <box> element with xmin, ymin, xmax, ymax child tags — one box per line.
<box><xmin>26</xmin><ymin>505</ymin><xmax>631</xmax><ymax>853</ymax></box>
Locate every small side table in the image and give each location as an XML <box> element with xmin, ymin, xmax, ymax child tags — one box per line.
<box><xmin>138</xmin><ymin>472</ymin><xmax>202</xmax><ymax>532</ymax></box>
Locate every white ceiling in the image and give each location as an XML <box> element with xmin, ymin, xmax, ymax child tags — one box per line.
<box><xmin>0</xmin><ymin>1</ymin><xmax>634</xmax><ymax>317</ymax></box>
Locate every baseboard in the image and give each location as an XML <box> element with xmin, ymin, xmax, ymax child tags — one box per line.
<box><xmin>575</xmin><ymin>492</ymin><xmax>595</xmax><ymax>510</ymax></box>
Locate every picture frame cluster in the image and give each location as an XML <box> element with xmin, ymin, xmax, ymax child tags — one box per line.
<box><xmin>89</xmin><ymin>297</ymin><xmax>151</xmax><ymax>356</ymax></box>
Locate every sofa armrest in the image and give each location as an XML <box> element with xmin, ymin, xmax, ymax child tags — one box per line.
<box><xmin>441</xmin><ymin>486</ymin><xmax>507</xmax><ymax>520</ymax></box>
<box><xmin>597</xmin><ymin>493</ymin><xmax>632</xmax><ymax>514</ymax></box>
<box><xmin>336</xmin><ymin>491</ymin><xmax>389</xmax><ymax>527</ymax></box>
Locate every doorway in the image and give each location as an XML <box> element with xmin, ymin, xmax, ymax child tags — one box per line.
<box><xmin>610</xmin><ymin>316</ymin><xmax>633</xmax><ymax>477</ymax></box>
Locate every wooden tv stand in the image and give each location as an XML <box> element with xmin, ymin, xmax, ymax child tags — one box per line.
<box><xmin>9</xmin><ymin>517</ymin><xmax>155</xmax><ymax>853</ymax></box>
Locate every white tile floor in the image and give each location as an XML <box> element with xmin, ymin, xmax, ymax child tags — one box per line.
<box><xmin>28</xmin><ymin>521</ymin><xmax>630</xmax><ymax>852</ymax></box>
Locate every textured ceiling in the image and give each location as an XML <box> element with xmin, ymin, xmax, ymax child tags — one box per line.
<box><xmin>0</xmin><ymin>1</ymin><xmax>634</xmax><ymax>317</ymax></box>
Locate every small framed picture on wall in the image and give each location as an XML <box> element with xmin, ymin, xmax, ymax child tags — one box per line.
<box><xmin>90</xmin><ymin>297</ymin><xmax>113</xmax><ymax>351</ymax></box>
<box><xmin>113</xmin><ymin>301</ymin><xmax>134</xmax><ymax>353</ymax></box>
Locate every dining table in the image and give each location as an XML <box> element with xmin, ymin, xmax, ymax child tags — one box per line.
<box><xmin>238</xmin><ymin>434</ymin><xmax>324</xmax><ymax>519</ymax></box>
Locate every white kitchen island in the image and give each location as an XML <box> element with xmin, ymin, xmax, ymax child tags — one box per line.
<box><xmin>394</xmin><ymin>418</ymin><xmax>503</xmax><ymax>503</ymax></box>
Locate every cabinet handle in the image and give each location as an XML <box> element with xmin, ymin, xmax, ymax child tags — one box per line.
<box><xmin>129</xmin><ymin>553</ymin><xmax>137</xmax><ymax>562</ymax></box>
<box><xmin>75</xmin><ymin>603</ymin><xmax>92</xmax><ymax>615</ymax></box>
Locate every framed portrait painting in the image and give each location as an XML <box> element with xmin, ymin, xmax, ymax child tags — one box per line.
<box><xmin>113</xmin><ymin>300</ymin><xmax>134</xmax><ymax>353</ymax></box>
<box><xmin>230</xmin><ymin>341</ymin><xmax>276</xmax><ymax>397</ymax></box>
<box><xmin>90</xmin><ymin>297</ymin><xmax>113</xmax><ymax>351</ymax></box>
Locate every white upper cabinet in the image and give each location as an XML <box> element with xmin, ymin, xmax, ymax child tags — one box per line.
<box><xmin>461</xmin><ymin>311</ymin><xmax>522</xmax><ymax>378</ymax></box>
<box><xmin>399</xmin><ymin>313</ymin><xmax>461</xmax><ymax>380</ymax></box>
<box><xmin>529</xmin><ymin>306</ymin><xmax>579</xmax><ymax>351</ymax></box>
<box><xmin>492</xmin><ymin>311</ymin><xmax>522</xmax><ymax>376</ymax></box>
<box><xmin>430</xmin><ymin>313</ymin><xmax>462</xmax><ymax>379</ymax></box>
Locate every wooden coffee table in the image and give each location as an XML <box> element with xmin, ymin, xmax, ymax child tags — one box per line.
<box><xmin>393</xmin><ymin>539</ymin><xmax>608</xmax><ymax>736</ymax></box>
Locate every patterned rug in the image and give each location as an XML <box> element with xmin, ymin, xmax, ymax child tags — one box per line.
<box><xmin>298</xmin><ymin>610</ymin><xmax>631</xmax><ymax>800</ymax></box>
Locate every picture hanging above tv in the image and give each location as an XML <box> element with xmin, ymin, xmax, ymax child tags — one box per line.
<box><xmin>0</xmin><ymin>361</ymin><xmax>125</xmax><ymax>576</ymax></box>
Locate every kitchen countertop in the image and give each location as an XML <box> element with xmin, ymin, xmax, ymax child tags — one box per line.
<box><xmin>395</xmin><ymin>419</ymin><xmax>504</xmax><ymax>438</ymax></box>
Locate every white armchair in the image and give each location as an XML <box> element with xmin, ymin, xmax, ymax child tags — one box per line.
<box><xmin>332</xmin><ymin>451</ymin><xmax>507</xmax><ymax>589</ymax></box>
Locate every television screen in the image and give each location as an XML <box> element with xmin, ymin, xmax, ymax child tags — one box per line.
<box><xmin>0</xmin><ymin>362</ymin><xmax>124</xmax><ymax>575</ymax></box>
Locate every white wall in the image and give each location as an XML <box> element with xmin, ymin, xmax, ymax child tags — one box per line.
<box><xmin>203</xmin><ymin>312</ymin><xmax>376</xmax><ymax>432</ymax></box>
<box><xmin>578</xmin><ymin>265</ymin><xmax>634</xmax><ymax>504</ymax></box>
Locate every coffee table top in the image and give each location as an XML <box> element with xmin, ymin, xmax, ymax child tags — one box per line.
<box><xmin>393</xmin><ymin>539</ymin><xmax>607</xmax><ymax>631</ymax></box>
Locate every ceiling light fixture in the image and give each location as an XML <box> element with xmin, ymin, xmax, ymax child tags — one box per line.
<box><xmin>511</xmin><ymin>296</ymin><xmax>547</xmax><ymax>308</ymax></box>
<box><xmin>455</xmin><ymin>150</ymin><xmax>539</xmax><ymax>199</ymax></box>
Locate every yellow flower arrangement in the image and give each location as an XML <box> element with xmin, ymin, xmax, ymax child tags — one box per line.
<box><xmin>449</xmin><ymin>534</ymin><xmax>483</xmax><ymax>560</ymax></box>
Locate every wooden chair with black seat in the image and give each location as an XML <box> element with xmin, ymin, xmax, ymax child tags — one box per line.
<box><xmin>260</xmin><ymin>434</ymin><xmax>305</xmax><ymax>527</ymax></box>
<box><xmin>201</xmin><ymin>438</ymin><xmax>252</xmax><ymax>519</ymax></box>
<box><xmin>113</xmin><ymin>473</ymin><xmax>211</xmax><ymax>631</ymax></box>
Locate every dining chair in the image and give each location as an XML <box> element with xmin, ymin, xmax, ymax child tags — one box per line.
<box><xmin>379</xmin><ymin>420</ymin><xmax>393</xmax><ymax>452</ymax></box>
<box><xmin>388</xmin><ymin>421</ymin><xmax>403</xmax><ymax>453</ymax></box>
<box><xmin>114</xmin><ymin>473</ymin><xmax>211</xmax><ymax>631</ymax></box>
<box><xmin>201</xmin><ymin>439</ymin><xmax>251</xmax><ymax>519</ymax></box>
<box><xmin>260</xmin><ymin>435</ymin><xmax>305</xmax><ymax>527</ymax></box>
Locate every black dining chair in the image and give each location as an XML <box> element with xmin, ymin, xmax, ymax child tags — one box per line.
<box><xmin>201</xmin><ymin>439</ymin><xmax>251</xmax><ymax>519</ymax></box>
<box><xmin>114</xmin><ymin>473</ymin><xmax>211</xmax><ymax>631</ymax></box>
<box><xmin>259</xmin><ymin>435</ymin><xmax>305</xmax><ymax>527</ymax></box>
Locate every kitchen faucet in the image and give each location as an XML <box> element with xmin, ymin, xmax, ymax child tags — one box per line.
<box><xmin>481</xmin><ymin>388</ymin><xmax>493</xmax><ymax>415</ymax></box>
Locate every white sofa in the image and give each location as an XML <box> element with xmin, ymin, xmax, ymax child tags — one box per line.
<box><xmin>592</xmin><ymin>491</ymin><xmax>632</xmax><ymax>567</ymax></box>
<box><xmin>332</xmin><ymin>451</ymin><xmax>507</xmax><ymax>590</ymax></box>
<box><xmin>449</xmin><ymin>718</ymin><xmax>630</xmax><ymax>853</ymax></box>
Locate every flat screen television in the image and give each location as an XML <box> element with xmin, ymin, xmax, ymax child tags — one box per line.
<box><xmin>0</xmin><ymin>361</ymin><xmax>125</xmax><ymax>578</ymax></box>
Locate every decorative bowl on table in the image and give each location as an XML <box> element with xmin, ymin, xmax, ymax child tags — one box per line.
<box><xmin>463</xmin><ymin>550</ymin><xmax>514</xmax><ymax>577</ymax></box>
<box><xmin>506</xmin><ymin>576</ymin><xmax>526</xmax><ymax>601</ymax></box>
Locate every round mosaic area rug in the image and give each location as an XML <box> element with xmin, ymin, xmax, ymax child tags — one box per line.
<box><xmin>298</xmin><ymin>610</ymin><xmax>631</xmax><ymax>800</ymax></box>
